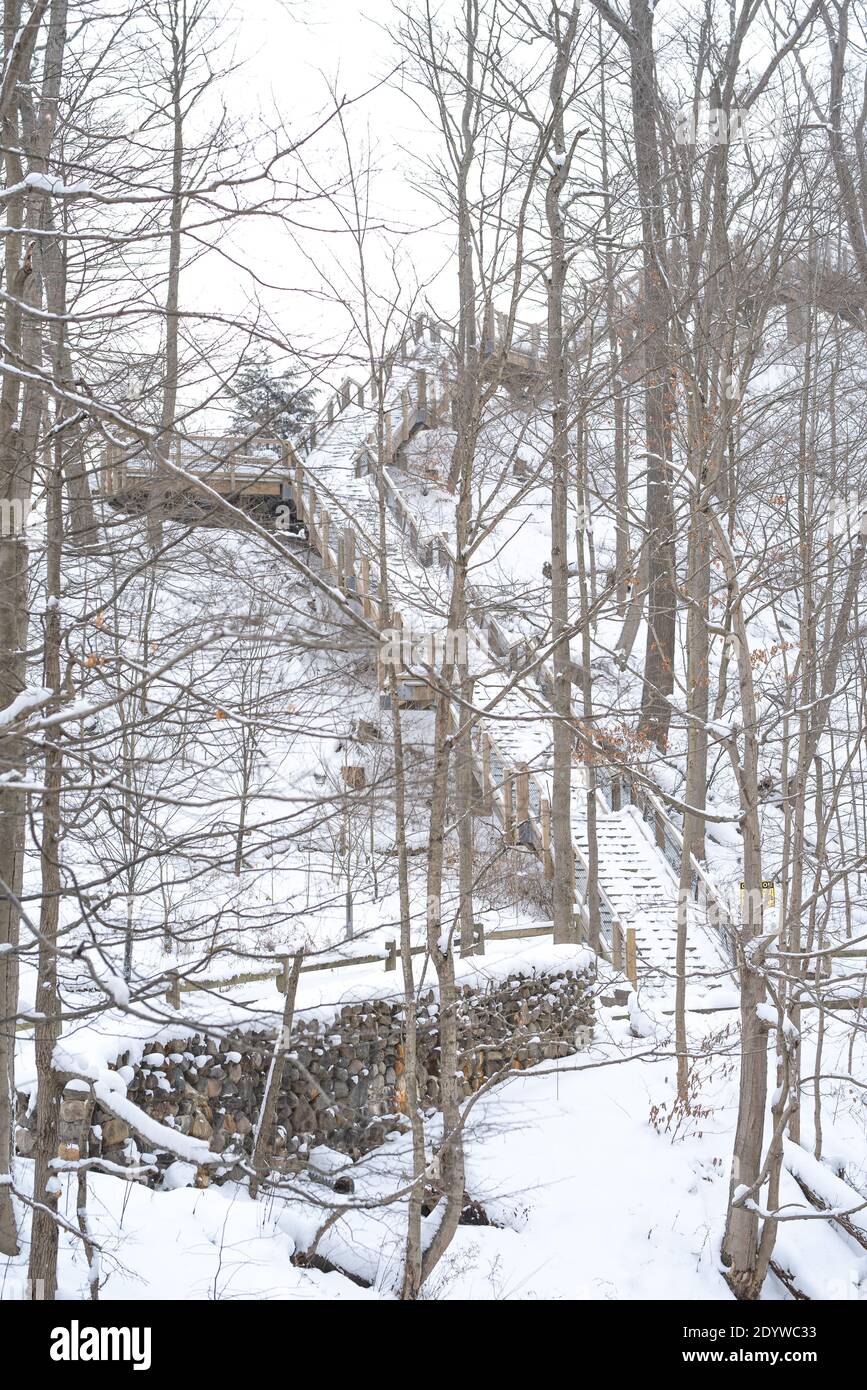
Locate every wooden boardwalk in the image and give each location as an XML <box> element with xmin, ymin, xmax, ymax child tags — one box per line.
<box><xmin>101</xmin><ymin>433</ymin><xmax>292</xmax><ymax>503</ymax></box>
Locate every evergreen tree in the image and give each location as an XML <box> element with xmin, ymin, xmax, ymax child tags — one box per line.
<box><xmin>229</xmin><ymin>355</ymin><xmax>315</xmax><ymax>439</ymax></box>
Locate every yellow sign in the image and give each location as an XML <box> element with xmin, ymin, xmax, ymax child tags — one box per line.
<box><xmin>739</xmin><ymin>880</ymin><xmax>776</xmax><ymax>907</ymax></box>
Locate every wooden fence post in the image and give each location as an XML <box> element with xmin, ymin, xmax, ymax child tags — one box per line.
<box><xmin>626</xmin><ymin>927</ymin><xmax>637</xmax><ymax>987</ymax></box>
<box><xmin>384</xmin><ymin>940</ymin><xmax>397</xmax><ymax>971</ymax></box>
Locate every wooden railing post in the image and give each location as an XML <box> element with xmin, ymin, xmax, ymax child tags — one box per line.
<box><xmin>320</xmin><ymin>510</ymin><xmax>331</xmax><ymax>571</ymax></box>
<box><xmin>336</xmin><ymin>532</ymin><xmax>345</xmax><ymax>586</ymax></box>
<box><xmin>503</xmin><ymin>767</ymin><xmax>515</xmax><ymax>844</ymax></box>
<box><xmin>611</xmin><ymin>921</ymin><xmax>623</xmax><ymax>972</ymax></box>
<box><xmin>626</xmin><ymin>927</ymin><xmax>637</xmax><ymax>987</ymax></box>
<box><xmin>343</xmin><ymin>527</ymin><xmax>356</xmax><ymax>587</ymax></box>
<box><xmin>516</xmin><ymin>762</ymin><xmax>529</xmax><ymax>833</ymax></box>
<box><xmin>480</xmin><ymin>735</ymin><xmax>492</xmax><ymax>814</ymax></box>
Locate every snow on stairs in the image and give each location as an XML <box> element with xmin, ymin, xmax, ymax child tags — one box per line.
<box><xmin>574</xmin><ymin>803</ymin><xmax>730</xmax><ymax>993</ymax></box>
<box><xmin>293</xmin><ymin>333</ymin><xmax>735</xmax><ymax>996</ymax></box>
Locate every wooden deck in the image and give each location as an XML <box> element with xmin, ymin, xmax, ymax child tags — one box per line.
<box><xmin>101</xmin><ymin>433</ymin><xmax>293</xmax><ymax>502</ymax></box>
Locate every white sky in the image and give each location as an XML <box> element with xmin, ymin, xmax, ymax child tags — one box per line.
<box><xmin>182</xmin><ymin>0</ymin><xmax>451</xmax><ymax>402</ymax></box>
<box><xmin>169</xmin><ymin>0</ymin><xmax>827</xmax><ymax>421</ymax></box>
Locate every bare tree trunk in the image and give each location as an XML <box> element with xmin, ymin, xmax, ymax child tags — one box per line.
<box><xmin>598</xmin><ymin>17</ymin><xmax>629</xmax><ymax>616</ymax></box>
<box><xmin>457</xmin><ymin>673</ymin><xmax>475</xmax><ymax>957</ymax></box>
<box><xmin>546</xmin><ymin>4</ymin><xmax>580</xmax><ymax>944</ymax></box>
<box><xmin>593</xmin><ymin>0</ymin><xmax>676</xmax><ymax>747</ymax></box>
<box><xmin>0</xmin><ymin>0</ymin><xmax>61</xmax><ymax>1256</ymax></box>
<box><xmin>27</xmin><ymin>443</ymin><xmax>64</xmax><ymax>1300</ymax></box>
<box><xmin>149</xmin><ymin>2</ymin><xmax>187</xmax><ymax>548</ymax></box>
<box><xmin>576</xmin><ymin>414</ymin><xmax>600</xmax><ymax>951</ymax></box>
<box><xmin>250</xmin><ymin>950</ymin><xmax>303</xmax><ymax>1198</ymax></box>
<box><xmin>711</xmin><ymin>515</ymin><xmax>769</xmax><ymax>1298</ymax></box>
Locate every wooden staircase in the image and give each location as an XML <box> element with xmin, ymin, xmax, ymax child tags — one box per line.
<box><xmin>284</xmin><ymin>320</ymin><xmax>737</xmax><ymax>992</ymax></box>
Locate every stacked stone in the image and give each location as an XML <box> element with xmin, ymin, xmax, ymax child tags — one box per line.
<box><xmin>15</xmin><ymin>965</ymin><xmax>595</xmax><ymax>1173</ymax></box>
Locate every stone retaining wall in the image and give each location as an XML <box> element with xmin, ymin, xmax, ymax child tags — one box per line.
<box><xmin>17</xmin><ymin>965</ymin><xmax>594</xmax><ymax>1174</ymax></box>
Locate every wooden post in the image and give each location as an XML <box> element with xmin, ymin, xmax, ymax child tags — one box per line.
<box><xmin>612</xmin><ymin>921</ymin><xmax>623</xmax><ymax>972</ymax></box>
<box><xmin>416</xmin><ymin>368</ymin><xmax>427</xmax><ymax>414</ymax></box>
<box><xmin>385</xmin><ymin>412</ymin><xmax>394</xmax><ymax>460</ymax></box>
<box><xmin>503</xmin><ymin>767</ymin><xmax>515</xmax><ymax>844</ymax></box>
<box><xmin>384</xmin><ymin>940</ymin><xmax>397</xmax><ymax>971</ymax></box>
<box><xmin>626</xmin><ymin>927</ymin><xmax>637</xmax><ymax>987</ymax></box>
<box><xmin>336</xmin><ymin>533</ymin><xmax>345</xmax><ymax>586</ymax></box>
<box><xmin>327</xmin><ymin>398</ymin><xmax>334</xmax><ymax>424</ymax></box>
<box><xmin>320</xmin><ymin>510</ymin><xmax>331</xmax><ymax>571</ymax></box>
<box><xmin>540</xmin><ymin>797</ymin><xmax>553</xmax><ymax>879</ymax></box>
<box><xmin>166</xmin><ymin>971</ymin><xmax>180</xmax><ymax>1009</ymax></box>
<box><xmin>473</xmin><ymin>922</ymin><xmax>485</xmax><ymax>956</ymax></box>
<box><xmin>480</xmin><ymin>735</ymin><xmax>492</xmax><ymax>814</ymax></box>
<box><xmin>516</xmin><ymin>762</ymin><xmax>529</xmax><ymax>830</ymax></box>
<box><xmin>357</xmin><ymin>383</ymin><xmax>364</xmax><ymax>407</ymax></box>
<box><xmin>344</xmin><ymin>527</ymin><xmax>356</xmax><ymax>584</ymax></box>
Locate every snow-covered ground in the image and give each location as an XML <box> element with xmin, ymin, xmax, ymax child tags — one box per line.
<box><xmin>6</xmin><ymin>984</ymin><xmax>866</xmax><ymax>1300</ymax></box>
